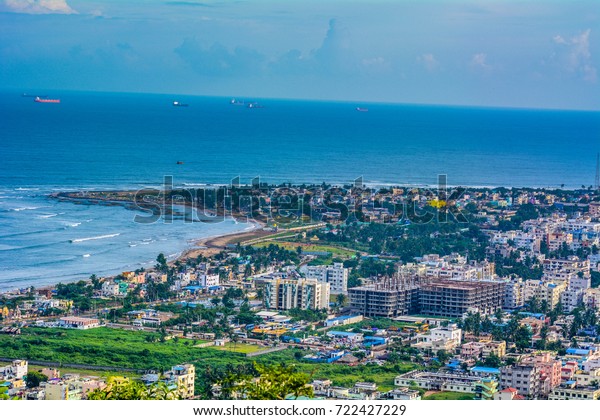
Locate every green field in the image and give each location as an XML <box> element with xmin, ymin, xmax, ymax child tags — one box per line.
<box><xmin>423</xmin><ymin>391</ymin><xmax>474</xmax><ymax>400</ymax></box>
<box><xmin>28</xmin><ymin>364</ymin><xmax>138</xmax><ymax>380</ymax></box>
<box><xmin>0</xmin><ymin>327</ymin><xmax>247</xmax><ymax>372</ymax></box>
<box><xmin>0</xmin><ymin>327</ymin><xmax>418</xmax><ymax>394</ymax></box>
<box><xmin>254</xmin><ymin>241</ymin><xmax>358</xmax><ymax>258</ymax></box>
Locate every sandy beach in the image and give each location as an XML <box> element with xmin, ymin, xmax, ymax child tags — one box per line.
<box><xmin>180</xmin><ymin>223</ymin><xmax>274</xmax><ymax>260</ymax></box>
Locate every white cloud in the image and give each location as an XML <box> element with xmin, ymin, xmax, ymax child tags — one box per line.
<box><xmin>4</xmin><ymin>0</ymin><xmax>77</xmax><ymax>14</ymax></box>
<box><xmin>416</xmin><ymin>53</ymin><xmax>439</xmax><ymax>72</ymax></box>
<box><xmin>551</xmin><ymin>29</ymin><xmax>597</xmax><ymax>83</ymax></box>
<box><xmin>470</xmin><ymin>52</ymin><xmax>491</xmax><ymax>72</ymax></box>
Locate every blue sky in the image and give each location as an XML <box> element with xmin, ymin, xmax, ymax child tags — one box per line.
<box><xmin>0</xmin><ymin>0</ymin><xmax>598</xmax><ymax>109</ymax></box>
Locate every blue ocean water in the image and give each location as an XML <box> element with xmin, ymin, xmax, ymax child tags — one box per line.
<box><xmin>0</xmin><ymin>90</ymin><xmax>599</xmax><ymax>290</ymax></box>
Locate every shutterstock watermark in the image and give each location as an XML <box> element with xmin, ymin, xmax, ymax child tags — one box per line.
<box><xmin>131</xmin><ymin>175</ymin><xmax>468</xmax><ymax>225</ymax></box>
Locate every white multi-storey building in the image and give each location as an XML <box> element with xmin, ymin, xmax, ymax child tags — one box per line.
<box><xmin>198</xmin><ymin>273</ymin><xmax>220</xmax><ymax>288</ymax></box>
<box><xmin>300</xmin><ymin>262</ymin><xmax>348</xmax><ymax>294</ymax></box>
<box><xmin>502</xmin><ymin>277</ymin><xmax>525</xmax><ymax>310</ymax></box>
<box><xmin>263</xmin><ymin>278</ymin><xmax>330</xmax><ymax>311</ymax></box>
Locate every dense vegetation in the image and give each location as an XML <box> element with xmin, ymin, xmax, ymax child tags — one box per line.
<box><xmin>0</xmin><ymin>327</ymin><xmax>418</xmax><ymax>397</ymax></box>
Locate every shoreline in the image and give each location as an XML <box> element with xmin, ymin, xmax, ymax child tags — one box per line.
<box><xmin>179</xmin><ymin>222</ymin><xmax>273</xmax><ymax>260</ymax></box>
<box><xmin>0</xmin><ymin>219</ymin><xmax>269</xmax><ymax>296</ymax></box>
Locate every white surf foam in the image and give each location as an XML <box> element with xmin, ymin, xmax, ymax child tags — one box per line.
<box><xmin>70</xmin><ymin>233</ymin><xmax>120</xmax><ymax>243</ymax></box>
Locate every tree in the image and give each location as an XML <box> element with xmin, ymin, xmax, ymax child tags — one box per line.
<box><xmin>26</xmin><ymin>371</ymin><xmax>48</xmax><ymax>388</ymax></box>
<box><xmin>336</xmin><ymin>294</ymin><xmax>347</xmax><ymax>308</ymax></box>
<box><xmin>483</xmin><ymin>353</ymin><xmax>502</xmax><ymax>368</ymax></box>
<box><xmin>226</xmin><ymin>363</ymin><xmax>313</xmax><ymax>400</ymax></box>
<box><xmin>87</xmin><ymin>377</ymin><xmax>179</xmax><ymax>400</ymax></box>
<box><xmin>155</xmin><ymin>253</ymin><xmax>168</xmax><ymax>272</ymax></box>
<box><xmin>90</xmin><ymin>274</ymin><xmax>101</xmax><ymax>290</ymax></box>
<box><xmin>436</xmin><ymin>350</ymin><xmax>451</xmax><ymax>364</ymax></box>
<box><xmin>494</xmin><ymin>308</ymin><xmax>504</xmax><ymax>324</ymax></box>
<box><xmin>514</xmin><ymin>326</ymin><xmax>533</xmax><ymax>351</ymax></box>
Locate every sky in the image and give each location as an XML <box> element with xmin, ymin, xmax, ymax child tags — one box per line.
<box><xmin>0</xmin><ymin>0</ymin><xmax>599</xmax><ymax>110</ymax></box>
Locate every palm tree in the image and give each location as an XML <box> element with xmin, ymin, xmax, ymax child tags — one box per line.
<box><xmin>336</xmin><ymin>294</ymin><xmax>347</xmax><ymax>309</ymax></box>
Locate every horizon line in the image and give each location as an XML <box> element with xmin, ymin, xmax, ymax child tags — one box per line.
<box><xmin>3</xmin><ymin>87</ymin><xmax>600</xmax><ymax>113</ymax></box>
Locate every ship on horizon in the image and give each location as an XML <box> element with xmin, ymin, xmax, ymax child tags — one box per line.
<box><xmin>356</xmin><ymin>107</ymin><xmax>369</xmax><ymax>112</ymax></box>
<box><xmin>34</xmin><ymin>97</ymin><xmax>60</xmax><ymax>103</ymax></box>
<box><xmin>173</xmin><ymin>101</ymin><xmax>189</xmax><ymax>107</ymax></box>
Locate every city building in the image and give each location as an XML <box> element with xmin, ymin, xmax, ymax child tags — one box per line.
<box><xmin>499</xmin><ymin>364</ymin><xmax>542</xmax><ymax>399</ymax></box>
<box><xmin>163</xmin><ymin>364</ymin><xmax>195</xmax><ymax>399</ymax></box>
<box><xmin>348</xmin><ymin>276</ymin><xmax>419</xmax><ymax>317</ymax></box>
<box><xmin>414</xmin><ymin>324</ymin><xmax>462</xmax><ymax>351</ymax></box>
<box><xmin>549</xmin><ymin>385</ymin><xmax>600</xmax><ymax>400</ymax></box>
<box><xmin>263</xmin><ymin>278</ymin><xmax>330</xmax><ymax>311</ymax></box>
<box><xmin>419</xmin><ymin>280</ymin><xmax>504</xmax><ymax>318</ymax></box>
<box><xmin>300</xmin><ymin>262</ymin><xmax>348</xmax><ymax>294</ymax></box>
<box><xmin>57</xmin><ymin>316</ymin><xmax>101</xmax><ymax>330</ymax></box>
<box><xmin>502</xmin><ymin>277</ymin><xmax>525</xmax><ymax>310</ymax></box>
<box><xmin>395</xmin><ymin>371</ymin><xmax>497</xmax><ymax>399</ymax></box>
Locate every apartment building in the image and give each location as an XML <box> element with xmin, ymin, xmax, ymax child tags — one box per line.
<box><xmin>499</xmin><ymin>364</ymin><xmax>543</xmax><ymax>399</ymax></box>
<box><xmin>419</xmin><ymin>280</ymin><xmax>504</xmax><ymax>318</ymax></box>
<box><xmin>520</xmin><ymin>353</ymin><xmax>562</xmax><ymax>393</ymax></box>
<box><xmin>163</xmin><ymin>364</ymin><xmax>195</xmax><ymax>399</ymax></box>
<box><xmin>300</xmin><ymin>262</ymin><xmax>348</xmax><ymax>294</ymax></box>
<box><xmin>549</xmin><ymin>385</ymin><xmax>600</xmax><ymax>400</ymax></box>
<box><xmin>482</xmin><ymin>341</ymin><xmax>507</xmax><ymax>359</ymax></box>
<box><xmin>395</xmin><ymin>371</ymin><xmax>497</xmax><ymax>399</ymax></box>
<box><xmin>523</xmin><ymin>280</ymin><xmax>566</xmax><ymax>310</ymax></box>
<box><xmin>414</xmin><ymin>324</ymin><xmax>462</xmax><ymax>351</ymax></box>
<box><xmin>198</xmin><ymin>273</ymin><xmax>220</xmax><ymax>288</ymax></box>
<box><xmin>348</xmin><ymin>276</ymin><xmax>420</xmax><ymax>317</ymax></box>
<box><xmin>502</xmin><ymin>277</ymin><xmax>525</xmax><ymax>310</ymax></box>
<box><xmin>561</xmin><ymin>275</ymin><xmax>590</xmax><ymax>312</ymax></box>
<box><xmin>542</xmin><ymin>257</ymin><xmax>590</xmax><ymax>277</ymax></box>
<box><xmin>263</xmin><ymin>278</ymin><xmax>330</xmax><ymax>311</ymax></box>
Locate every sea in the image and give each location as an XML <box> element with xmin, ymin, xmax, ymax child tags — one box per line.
<box><xmin>0</xmin><ymin>90</ymin><xmax>599</xmax><ymax>291</ymax></box>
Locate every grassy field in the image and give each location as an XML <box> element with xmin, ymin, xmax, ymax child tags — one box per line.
<box><xmin>0</xmin><ymin>328</ymin><xmax>417</xmax><ymax>389</ymax></box>
<box><xmin>423</xmin><ymin>391</ymin><xmax>474</xmax><ymax>400</ymax></box>
<box><xmin>28</xmin><ymin>364</ymin><xmax>138</xmax><ymax>380</ymax></box>
<box><xmin>213</xmin><ymin>342</ymin><xmax>263</xmax><ymax>354</ymax></box>
<box><xmin>254</xmin><ymin>241</ymin><xmax>357</xmax><ymax>258</ymax></box>
<box><xmin>0</xmin><ymin>327</ymin><xmax>248</xmax><ymax>372</ymax></box>
<box><xmin>0</xmin><ymin>327</ymin><xmax>431</xmax><ymax>397</ymax></box>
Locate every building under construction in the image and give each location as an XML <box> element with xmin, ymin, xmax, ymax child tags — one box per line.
<box><xmin>419</xmin><ymin>279</ymin><xmax>504</xmax><ymax>318</ymax></box>
<box><xmin>348</xmin><ymin>275</ymin><xmax>420</xmax><ymax>317</ymax></box>
<box><xmin>349</xmin><ymin>277</ymin><xmax>504</xmax><ymax>318</ymax></box>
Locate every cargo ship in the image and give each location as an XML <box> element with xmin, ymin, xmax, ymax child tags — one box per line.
<box><xmin>34</xmin><ymin>97</ymin><xmax>60</xmax><ymax>103</ymax></box>
<box><xmin>173</xmin><ymin>101</ymin><xmax>188</xmax><ymax>107</ymax></box>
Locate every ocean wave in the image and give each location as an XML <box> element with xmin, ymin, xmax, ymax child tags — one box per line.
<box><xmin>63</xmin><ymin>222</ymin><xmax>82</xmax><ymax>227</ymax></box>
<box><xmin>10</xmin><ymin>206</ymin><xmax>43</xmax><ymax>212</ymax></box>
<box><xmin>38</xmin><ymin>213</ymin><xmax>58</xmax><ymax>219</ymax></box>
<box><xmin>70</xmin><ymin>233</ymin><xmax>120</xmax><ymax>243</ymax></box>
<box><xmin>15</xmin><ymin>187</ymin><xmax>40</xmax><ymax>191</ymax></box>
<box><xmin>0</xmin><ymin>244</ymin><xmax>19</xmax><ymax>251</ymax></box>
